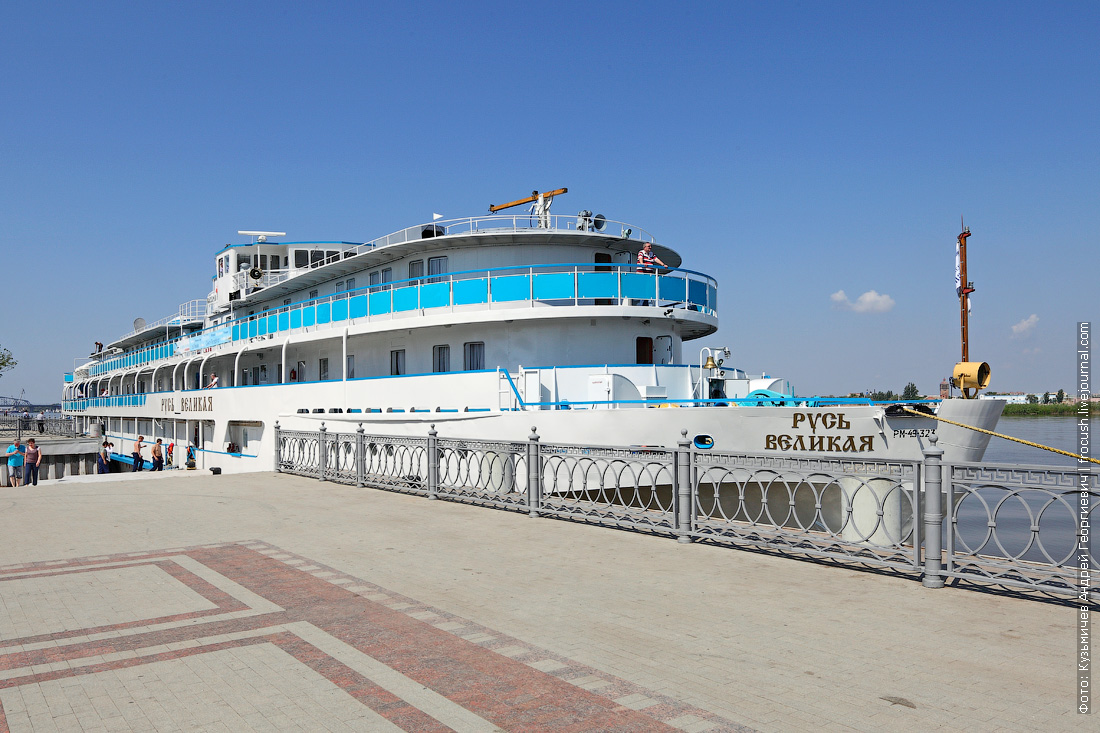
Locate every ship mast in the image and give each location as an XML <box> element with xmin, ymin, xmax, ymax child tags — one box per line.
<box><xmin>957</xmin><ymin>220</ymin><xmax>973</xmax><ymax>361</ymax></box>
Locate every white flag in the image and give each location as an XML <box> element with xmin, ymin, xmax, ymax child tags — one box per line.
<box><xmin>955</xmin><ymin>239</ymin><xmax>961</xmax><ymax>296</ymax></box>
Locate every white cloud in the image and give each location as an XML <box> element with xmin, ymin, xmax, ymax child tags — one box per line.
<box><xmin>830</xmin><ymin>289</ymin><xmax>895</xmax><ymax>313</ymax></box>
<box><xmin>1011</xmin><ymin>314</ymin><xmax>1039</xmax><ymax>338</ymax></box>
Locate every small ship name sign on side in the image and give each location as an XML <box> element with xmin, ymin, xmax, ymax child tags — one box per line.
<box><xmin>160</xmin><ymin>397</ymin><xmax>214</xmax><ymax>413</ymax></box>
<box><xmin>765</xmin><ymin>412</ymin><xmax>876</xmax><ymax>453</ymax></box>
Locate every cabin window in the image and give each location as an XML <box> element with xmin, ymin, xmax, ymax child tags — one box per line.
<box><xmin>296</xmin><ymin>360</ymin><xmax>306</xmax><ymax>382</ymax></box>
<box><xmin>390</xmin><ymin>350</ymin><xmax>405</xmax><ymax>376</ymax></box>
<box><xmin>409</xmin><ymin>260</ymin><xmax>424</xmax><ymax>284</ymax></box>
<box><xmin>636</xmin><ymin>337</ymin><xmax>654</xmax><ymax>365</ymax></box>
<box><xmin>319</xmin><ymin>358</ymin><xmax>329</xmax><ymax>381</ymax></box>
<box><xmin>433</xmin><ymin>345</ymin><xmax>450</xmax><ymax>373</ymax></box>
<box><xmin>240</xmin><ymin>369</ymin><xmax>249</xmax><ymax>387</ymax></box>
<box><xmin>335</xmin><ymin>281</ymin><xmax>344</xmax><ymax>293</ymax></box>
<box><xmin>464</xmin><ymin>342</ymin><xmax>485</xmax><ymax>371</ymax></box>
<box><xmin>276</xmin><ymin>363</ymin><xmax>282</xmax><ymax>383</ymax></box>
<box><xmin>346</xmin><ymin>355</ymin><xmax>355</xmax><ymax>379</ymax></box>
<box><xmin>283</xmin><ymin>298</ymin><xmax>291</xmax><ymax>306</ymax></box>
<box><xmin>369</xmin><ymin>271</ymin><xmax>380</xmax><ymax>291</ymax></box>
<box><xmin>381</xmin><ymin>268</ymin><xmax>392</xmax><ymax>290</ymax></box>
<box><xmin>309</xmin><ymin>289</ymin><xmax>318</xmax><ymax>300</ymax></box>
<box><xmin>294</xmin><ymin>250</ymin><xmax>309</xmax><ymax>268</ymax></box>
<box><xmin>428</xmin><ymin>256</ymin><xmax>447</xmax><ymax>283</ymax></box>
<box><xmin>252</xmin><ymin>366</ymin><xmax>261</xmax><ymax>385</ymax></box>
<box><xmin>346</xmin><ymin>277</ymin><xmax>355</xmax><ymax>290</ymax></box>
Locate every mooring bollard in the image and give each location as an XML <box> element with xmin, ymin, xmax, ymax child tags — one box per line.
<box><xmin>318</xmin><ymin>423</ymin><xmax>327</xmax><ymax>482</ymax></box>
<box><xmin>427</xmin><ymin>424</ymin><xmax>438</xmax><ymax>499</ymax></box>
<box><xmin>922</xmin><ymin>435</ymin><xmax>945</xmax><ymax>589</ymax></box>
<box><xmin>273</xmin><ymin>421</ymin><xmax>282</xmax><ymax>472</ymax></box>
<box><xmin>676</xmin><ymin>428</ymin><xmax>693</xmax><ymax>544</ymax></box>
<box><xmin>356</xmin><ymin>423</ymin><xmax>365</xmax><ymax>488</ymax></box>
<box><xmin>527</xmin><ymin>427</ymin><xmax>541</xmax><ymax>517</ymax></box>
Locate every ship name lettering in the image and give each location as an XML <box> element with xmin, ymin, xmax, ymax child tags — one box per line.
<box><xmin>765</xmin><ymin>433</ymin><xmax>874</xmax><ymax>453</ymax></box>
<box><xmin>160</xmin><ymin>398</ymin><xmax>175</xmax><ymax>412</ymax></box>
<box><xmin>791</xmin><ymin>412</ymin><xmax>851</xmax><ymax>432</ymax></box>
<box><xmin>180</xmin><ymin>396</ymin><xmax>214</xmax><ymax>412</ymax></box>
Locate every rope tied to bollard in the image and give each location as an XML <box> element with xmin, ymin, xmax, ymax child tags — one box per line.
<box><xmin>901</xmin><ymin>406</ymin><xmax>1100</xmax><ymax>465</ymax></box>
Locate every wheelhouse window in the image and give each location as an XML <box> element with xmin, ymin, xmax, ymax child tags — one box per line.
<box><xmin>463</xmin><ymin>342</ymin><xmax>485</xmax><ymax>371</ymax></box>
<box><xmin>310</xmin><ymin>250</ymin><xmax>324</xmax><ymax>267</ymax></box>
<box><xmin>428</xmin><ymin>256</ymin><xmax>447</xmax><ymax>283</ymax></box>
<box><xmin>432</xmin><ymin>345</ymin><xmax>450</xmax><ymax>373</ymax></box>
<box><xmin>294</xmin><ymin>250</ymin><xmax>309</xmax><ymax>268</ymax></box>
<box><xmin>390</xmin><ymin>350</ymin><xmax>405</xmax><ymax>376</ymax></box>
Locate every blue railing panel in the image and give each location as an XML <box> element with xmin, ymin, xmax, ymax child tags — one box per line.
<box><xmin>659</xmin><ymin>275</ymin><xmax>687</xmax><ymax>302</ymax></box>
<box><xmin>369</xmin><ymin>290</ymin><xmax>391</xmax><ymax>316</ymax></box>
<box><xmin>317</xmin><ymin>302</ymin><xmax>331</xmax><ymax>324</ymax></box>
<box><xmin>707</xmin><ymin>284</ymin><xmax>718</xmax><ymax>311</ymax></box>
<box><xmin>290</xmin><ymin>308</ymin><xmax>302</xmax><ymax>329</ymax></box>
<box><xmin>393</xmin><ymin>287</ymin><xmax>419</xmax><ymax>312</ymax></box>
<box><xmin>532</xmin><ymin>272</ymin><xmax>574</xmax><ymax>300</ymax></box>
<box><xmin>688</xmin><ymin>279</ymin><xmax>707</xmax><ymax>308</ymax></box>
<box><xmin>349</xmin><ymin>294</ymin><xmax>368</xmax><ymax>319</ymax></box>
<box><xmin>621</xmin><ymin>273</ymin><xmax>656</xmax><ymax>300</ymax></box>
<box><xmin>258</xmin><ymin>317</ymin><xmax>267</xmax><ymax>336</ymax></box>
<box><xmin>332</xmin><ymin>299</ymin><xmax>348</xmax><ymax>321</ymax></box>
<box><xmin>490</xmin><ymin>275</ymin><xmax>530</xmax><ymax>302</ymax></box>
<box><xmin>420</xmin><ymin>281</ymin><xmax>450</xmax><ymax>309</ymax></box>
<box><xmin>302</xmin><ymin>306</ymin><xmax>316</xmax><ymax>327</ymax></box>
<box><xmin>577</xmin><ymin>272</ymin><xmax>617</xmax><ymax>299</ymax></box>
<box><xmin>453</xmin><ymin>278</ymin><xmax>488</xmax><ymax>305</ymax></box>
<box><xmin>278</xmin><ymin>312</ymin><xmax>290</xmax><ymax>331</ymax></box>
<box><xmin>267</xmin><ymin>314</ymin><xmax>277</xmax><ymax>333</ymax></box>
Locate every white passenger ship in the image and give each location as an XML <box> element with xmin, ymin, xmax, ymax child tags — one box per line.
<box><xmin>62</xmin><ymin>199</ymin><xmax>1004</xmax><ymax>473</ymax></box>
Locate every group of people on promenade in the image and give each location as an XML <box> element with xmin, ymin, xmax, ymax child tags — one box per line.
<box><xmin>4</xmin><ymin>437</ymin><xmax>41</xmax><ymax>487</ymax></box>
<box><xmin>126</xmin><ymin>436</ymin><xmax>166</xmax><ymax>472</ymax></box>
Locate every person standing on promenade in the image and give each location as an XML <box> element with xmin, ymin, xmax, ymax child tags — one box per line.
<box><xmin>23</xmin><ymin>438</ymin><xmax>41</xmax><ymax>486</ymax></box>
<box><xmin>132</xmin><ymin>436</ymin><xmax>144</xmax><ymax>471</ymax></box>
<box><xmin>5</xmin><ymin>438</ymin><xmax>25</xmax><ymax>487</ymax></box>
<box><xmin>151</xmin><ymin>439</ymin><xmax>164</xmax><ymax>471</ymax></box>
<box><xmin>36</xmin><ymin>411</ymin><xmax>45</xmax><ymax>434</ymax></box>
<box><xmin>97</xmin><ymin>441</ymin><xmax>110</xmax><ymax>474</ymax></box>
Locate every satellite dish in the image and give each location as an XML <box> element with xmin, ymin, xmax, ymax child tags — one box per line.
<box><xmin>133</xmin><ymin>317</ymin><xmax>146</xmax><ymax>331</ymax></box>
<box><xmin>248</xmin><ymin>267</ymin><xmax>263</xmax><ymax>282</ymax></box>
<box><xmin>593</xmin><ymin>214</ymin><xmax>606</xmax><ymax>231</ymax></box>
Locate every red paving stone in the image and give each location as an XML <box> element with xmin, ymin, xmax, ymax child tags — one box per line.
<box><xmin>0</xmin><ymin>542</ymin><xmax>751</xmax><ymax>732</ymax></box>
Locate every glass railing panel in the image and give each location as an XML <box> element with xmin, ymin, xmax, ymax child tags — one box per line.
<box><xmin>302</xmin><ymin>306</ymin><xmax>316</xmax><ymax>327</ymax></box>
<box><xmin>393</xmin><ymin>287</ymin><xmax>419</xmax><ymax>312</ymax></box>
<box><xmin>278</xmin><ymin>312</ymin><xmax>290</xmax><ymax>331</ymax></box>
<box><xmin>532</xmin><ymin>272</ymin><xmax>573</xmax><ymax>300</ymax></box>
<box><xmin>621</xmin><ymin>273</ymin><xmax>657</xmax><ymax>300</ymax></box>
<box><xmin>316</xmin><ymin>302</ymin><xmax>331</xmax><ymax>324</ymax></box>
<box><xmin>688</xmin><ymin>279</ymin><xmax>708</xmax><ymax>308</ymax></box>
<box><xmin>577</xmin><ymin>272</ymin><xmax>617</xmax><ymax>300</ymax></box>
<box><xmin>368</xmin><ymin>290</ymin><xmax>392</xmax><ymax>316</ymax></box>
<box><xmin>331</xmin><ymin>300</ymin><xmax>348</xmax><ymax>322</ymax></box>
<box><xmin>453</xmin><ymin>278</ymin><xmax>488</xmax><ymax>305</ymax></box>
<box><xmin>420</xmin><ymin>281</ymin><xmax>450</xmax><ymax>309</ymax></box>
<box><xmin>490</xmin><ymin>274</ymin><xmax>530</xmax><ymax>302</ymax></box>
<box><xmin>658</xmin><ymin>274</ymin><xmax>687</xmax><ymax>302</ymax></box>
<box><xmin>290</xmin><ymin>308</ymin><xmax>303</xmax><ymax>329</ymax></box>
<box><xmin>349</xmin><ymin>294</ymin><xmax>368</xmax><ymax>319</ymax></box>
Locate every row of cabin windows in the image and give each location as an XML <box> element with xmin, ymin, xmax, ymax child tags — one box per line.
<box><xmin>274</xmin><ymin>257</ymin><xmax>448</xmax><ymax>309</ymax></box>
<box><xmin>232</xmin><ymin>342</ymin><xmax>486</xmax><ymax>385</ymax></box>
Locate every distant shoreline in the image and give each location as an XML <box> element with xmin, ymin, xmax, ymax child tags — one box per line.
<box><xmin>1001</xmin><ymin>402</ymin><xmax>1098</xmax><ymax>416</ymax></box>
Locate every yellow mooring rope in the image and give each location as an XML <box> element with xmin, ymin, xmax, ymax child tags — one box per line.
<box><xmin>901</xmin><ymin>406</ymin><xmax>1100</xmax><ymax>465</ymax></box>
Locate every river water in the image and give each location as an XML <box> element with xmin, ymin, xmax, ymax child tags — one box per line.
<box><xmin>977</xmin><ymin>415</ymin><xmax>1084</xmax><ymax>467</ymax></box>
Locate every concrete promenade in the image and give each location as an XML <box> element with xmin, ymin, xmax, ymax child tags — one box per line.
<box><xmin>0</xmin><ymin>471</ymin><xmax>1081</xmax><ymax>731</ymax></box>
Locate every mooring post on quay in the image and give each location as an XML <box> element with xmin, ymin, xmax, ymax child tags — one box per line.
<box><xmin>527</xmin><ymin>427</ymin><xmax>541</xmax><ymax>517</ymax></box>
<box><xmin>427</xmin><ymin>424</ymin><xmax>438</xmax><ymax>499</ymax></box>
<box><xmin>273</xmin><ymin>422</ymin><xmax>281</xmax><ymax>472</ymax></box>
<box><xmin>356</xmin><ymin>423</ymin><xmax>366</xmax><ymax>488</ymax></box>
<box><xmin>922</xmin><ymin>434</ymin><xmax>945</xmax><ymax>589</ymax></box>
<box><xmin>318</xmin><ymin>423</ymin><xmax>327</xmax><ymax>482</ymax></box>
<box><xmin>676</xmin><ymin>429</ymin><xmax>693</xmax><ymax>544</ymax></box>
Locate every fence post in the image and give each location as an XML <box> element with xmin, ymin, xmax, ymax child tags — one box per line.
<box><xmin>273</xmin><ymin>421</ymin><xmax>282</xmax><ymax>472</ymax></box>
<box><xmin>427</xmin><ymin>424</ymin><xmax>439</xmax><ymax>500</ymax></box>
<box><xmin>356</xmin><ymin>423</ymin><xmax>365</xmax><ymax>488</ymax></box>
<box><xmin>922</xmin><ymin>434</ymin><xmax>945</xmax><ymax>589</ymax></box>
<box><xmin>318</xmin><ymin>423</ymin><xmax>327</xmax><ymax>482</ymax></box>
<box><xmin>527</xmin><ymin>426</ymin><xmax>541</xmax><ymax>517</ymax></box>
<box><xmin>676</xmin><ymin>429</ymin><xmax>693</xmax><ymax>544</ymax></box>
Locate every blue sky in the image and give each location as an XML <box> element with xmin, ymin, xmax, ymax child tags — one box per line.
<box><xmin>1</xmin><ymin>1</ymin><xmax>1096</xmax><ymax>402</ymax></box>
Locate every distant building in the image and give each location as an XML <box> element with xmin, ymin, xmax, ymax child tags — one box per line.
<box><xmin>940</xmin><ymin>378</ymin><xmax>950</xmax><ymax>399</ymax></box>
